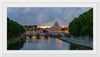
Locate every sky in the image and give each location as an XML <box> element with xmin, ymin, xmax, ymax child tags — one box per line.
<box><xmin>7</xmin><ymin>7</ymin><xmax>92</xmax><ymax>26</ymax></box>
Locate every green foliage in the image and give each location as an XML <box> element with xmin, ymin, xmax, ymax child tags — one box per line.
<box><xmin>69</xmin><ymin>8</ymin><xmax>93</xmax><ymax>38</ymax></box>
<box><xmin>7</xmin><ymin>17</ymin><xmax>25</xmax><ymax>35</ymax></box>
<box><xmin>7</xmin><ymin>37</ymin><xmax>21</xmax><ymax>48</ymax></box>
<box><xmin>69</xmin><ymin>43</ymin><xmax>93</xmax><ymax>50</ymax></box>
<box><xmin>7</xmin><ymin>40</ymin><xmax>25</xmax><ymax>50</ymax></box>
<box><xmin>61</xmin><ymin>28</ymin><xmax>68</xmax><ymax>31</ymax></box>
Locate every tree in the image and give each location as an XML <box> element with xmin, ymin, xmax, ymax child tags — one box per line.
<box><xmin>69</xmin><ymin>8</ymin><xmax>93</xmax><ymax>38</ymax></box>
<box><xmin>7</xmin><ymin>17</ymin><xmax>25</xmax><ymax>37</ymax></box>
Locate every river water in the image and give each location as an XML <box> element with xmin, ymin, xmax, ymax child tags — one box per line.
<box><xmin>7</xmin><ymin>36</ymin><xmax>93</xmax><ymax>50</ymax></box>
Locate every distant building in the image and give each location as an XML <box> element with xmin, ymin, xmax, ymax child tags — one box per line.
<box><xmin>24</xmin><ymin>25</ymin><xmax>37</xmax><ymax>31</ymax></box>
<box><xmin>49</xmin><ymin>21</ymin><xmax>62</xmax><ymax>33</ymax></box>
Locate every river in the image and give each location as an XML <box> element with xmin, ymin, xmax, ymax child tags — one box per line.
<box><xmin>7</xmin><ymin>36</ymin><xmax>93</xmax><ymax>50</ymax></box>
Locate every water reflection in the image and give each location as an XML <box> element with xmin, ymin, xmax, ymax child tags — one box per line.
<box><xmin>48</xmin><ymin>37</ymin><xmax>51</xmax><ymax>45</ymax></box>
<box><xmin>26</xmin><ymin>39</ymin><xmax>28</xmax><ymax>43</ymax></box>
<box><xmin>40</xmin><ymin>36</ymin><xmax>45</xmax><ymax>44</ymax></box>
<box><xmin>32</xmin><ymin>36</ymin><xmax>36</xmax><ymax>40</ymax></box>
<box><xmin>20</xmin><ymin>36</ymin><xmax>70</xmax><ymax>50</ymax></box>
<box><xmin>7</xmin><ymin>39</ymin><xmax>25</xmax><ymax>50</ymax></box>
<box><xmin>69</xmin><ymin>43</ymin><xmax>93</xmax><ymax>50</ymax></box>
<box><xmin>7</xmin><ymin>36</ymin><xmax>93</xmax><ymax>50</ymax></box>
<box><xmin>56</xmin><ymin>38</ymin><xmax>63</xmax><ymax>48</ymax></box>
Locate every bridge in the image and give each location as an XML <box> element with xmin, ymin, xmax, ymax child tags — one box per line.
<box><xmin>21</xmin><ymin>32</ymin><xmax>70</xmax><ymax>39</ymax></box>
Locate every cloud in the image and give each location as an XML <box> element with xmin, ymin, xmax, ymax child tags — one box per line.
<box><xmin>7</xmin><ymin>7</ymin><xmax>92</xmax><ymax>26</ymax></box>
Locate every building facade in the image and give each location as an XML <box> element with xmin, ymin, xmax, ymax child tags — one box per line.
<box><xmin>49</xmin><ymin>21</ymin><xmax>62</xmax><ymax>33</ymax></box>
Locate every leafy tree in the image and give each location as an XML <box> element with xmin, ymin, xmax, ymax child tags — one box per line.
<box><xmin>69</xmin><ymin>8</ymin><xmax>93</xmax><ymax>38</ymax></box>
<box><xmin>7</xmin><ymin>17</ymin><xmax>25</xmax><ymax>37</ymax></box>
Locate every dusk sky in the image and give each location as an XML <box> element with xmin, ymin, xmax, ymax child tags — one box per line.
<box><xmin>7</xmin><ymin>7</ymin><xmax>92</xmax><ymax>26</ymax></box>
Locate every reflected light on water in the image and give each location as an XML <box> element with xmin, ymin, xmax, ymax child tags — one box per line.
<box><xmin>48</xmin><ymin>37</ymin><xmax>51</xmax><ymax>45</ymax></box>
<box><xmin>40</xmin><ymin>36</ymin><xmax>45</xmax><ymax>44</ymax></box>
<box><xmin>56</xmin><ymin>38</ymin><xmax>58</xmax><ymax>43</ymax></box>
<box><xmin>32</xmin><ymin>36</ymin><xmax>36</xmax><ymax>40</ymax></box>
<box><xmin>32</xmin><ymin>36</ymin><xmax>37</xmax><ymax>43</ymax></box>
<box><xmin>48</xmin><ymin>37</ymin><xmax>50</xmax><ymax>40</ymax></box>
<box><xmin>26</xmin><ymin>39</ymin><xmax>29</xmax><ymax>43</ymax></box>
<box><xmin>56</xmin><ymin>38</ymin><xmax>63</xmax><ymax>48</ymax></box>
<box><xmin>59</xmin><ymin>40</ymin><xmax>63</xmax><ymax>48</ymax></box>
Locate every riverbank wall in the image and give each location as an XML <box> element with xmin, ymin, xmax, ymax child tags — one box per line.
<box><xmin>60</xmin><ymin>36</ymin><xmax>93</xmax><ymax>48</ymax></box>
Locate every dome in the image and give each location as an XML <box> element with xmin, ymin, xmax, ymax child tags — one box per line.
<box><xmin>54</xmin><ymin>21</ymin><xmax>59</xmax><ymax>26</ymax></box>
